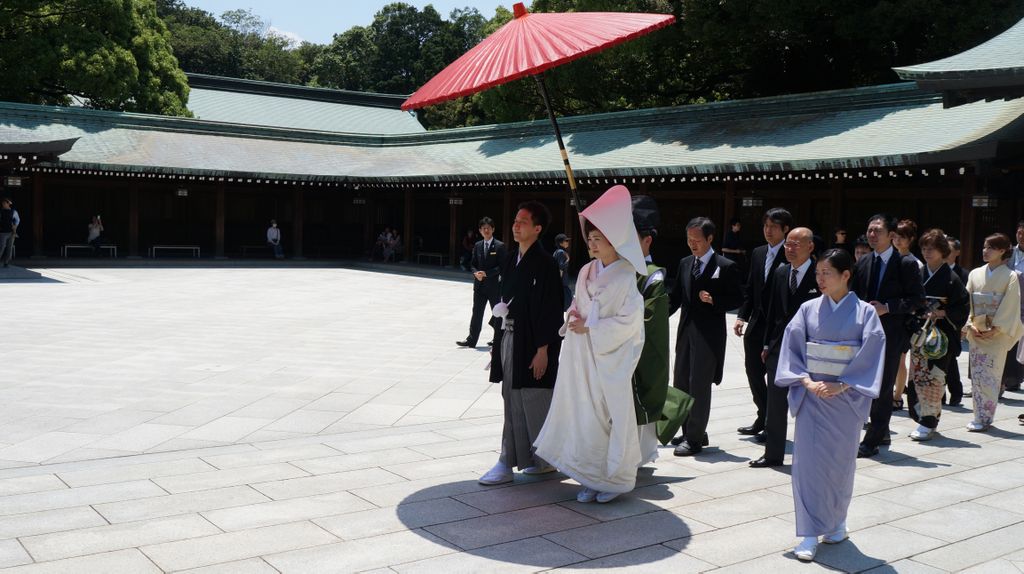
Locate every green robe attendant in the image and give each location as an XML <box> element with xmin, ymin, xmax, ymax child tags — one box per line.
<box><xmin>633</xmin><ymin>262</ymin><xmax>670</xmax><ymax>424</ymax></box>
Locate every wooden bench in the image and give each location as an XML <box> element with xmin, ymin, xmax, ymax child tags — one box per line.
<box><xmin>149</xmin><ymin>245</ymin><xmax>200</xmax><ymax>258</ymax></box>
<box><xmin>62</xmin><ymin>244</ymin><xmax>118</xmax><ymax>258</ymax></box>
<box><xmin>416</xmin><ymin>251</ymin><xmax>448</xmax><ymax>266</ymax></box>
<box><xmin>241</xmin><ymin>245</ymin><xmax>271</xmax><ymax>257</ymax></box>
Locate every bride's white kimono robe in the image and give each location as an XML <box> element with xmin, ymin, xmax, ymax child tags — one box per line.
<box><xmin>534</xmin><ymin>258</ymin><xmax>645</xmax><ymax>494</ymax></box>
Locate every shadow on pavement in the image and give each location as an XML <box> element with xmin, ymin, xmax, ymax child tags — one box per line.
<box><xmin>397</xmin><ymin>470</ymin><xmax>697</xmax><ymax>569</ymax></box>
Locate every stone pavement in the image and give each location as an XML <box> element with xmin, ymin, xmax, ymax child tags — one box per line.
<box><xmin>1</xmin><ymin>264</ymin><xmax>1023</xmax><ymax>573</ymax></box>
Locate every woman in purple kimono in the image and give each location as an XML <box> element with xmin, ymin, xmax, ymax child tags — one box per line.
<box><xmin>775</xmin><ymin>249</ymin><xmax>886</xmax><ymax>562</ymax></box>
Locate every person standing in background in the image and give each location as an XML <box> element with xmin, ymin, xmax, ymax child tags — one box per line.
<box><xmin>734</xmin><ymin>208</ymin><xmax>792</xmax><ymax>442</ymax></box>
<box><xmin>266</xmin><ymin>219</ymin><xmax>283</xmax><ymax>259</ymax></box>
<box><xmin>553</xmin><ymin>233</ymin><xmax>573</xmax><ymax>312</ymax></box>
<box><xmin>457</xmin><ymin>217</ymin><xmax>506</xmax><ymax>348</ymax></box>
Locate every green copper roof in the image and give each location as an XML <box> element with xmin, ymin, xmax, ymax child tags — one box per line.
<box><xmin>1</xmin><ymin>82</ymin><xmax>1023</xmax><ymax>182</ymax></box>
<box><xmin>185</xmin><ymin>73</ymin><xmax>424</xmax><ymax>134</ymax></box>
<box><xmin>894</xmin><ymin>17</ymin><xmax>1024</xmax><ymax>83</ymax></box>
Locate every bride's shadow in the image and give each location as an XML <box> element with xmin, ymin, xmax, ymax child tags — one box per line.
<box><xmin>396</xmin><ymin>469</ymin><xmax>698</xmax><ymax>569</ymax></box>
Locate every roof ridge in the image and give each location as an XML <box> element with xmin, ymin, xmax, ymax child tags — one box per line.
<box><xmin>0</xmin><ymin>82</ymin><xmax>941</xmax><ymax>147</ymax></box>
<box><xmin>185</xmin><ymin>73</ymin><xmax>411</xmax><ymax>109</ymax></box>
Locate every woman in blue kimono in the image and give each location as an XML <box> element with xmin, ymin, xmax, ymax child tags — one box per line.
<box><xmin>775</xmin><ymin>248</ymin><xmax>886</xmax><ymax>562</ymax></box>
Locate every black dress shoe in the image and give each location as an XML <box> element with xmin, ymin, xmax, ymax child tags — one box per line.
<box><xmin>754</xmin><ymin>431</ymin><xmax>767</xmax><ymax>444</ymax></box>
<box><xmin>857</xmin><ymin>444</ymin><xmax>878</xmax><ymax>458</ymax></box>
<box><xmin>737</xmin><ymin>424</ymin><xmax>763</xmax><ymax>435</ymax></box>
<box><xmin>880</xmin><ymin>435</ymin><xmax>891</xmax><ymax>446</ymax></box>
<box><xmin>671</xmin><ymin>433</ymin><xmax>709</xmax><ymax>447</ymax></box>
<box><xmin>487</xmin><ymin>341</ymin><xmax>493</xmax><ymax>346</ymax></box>
<box><xmin>749</xmin><ymin>456</ymin><xmax>783</xmax><ymax>468</ymax></box>
<box><xmin>673</xmin><ymin>441</ymin><xmax>702</xmax><ymax>457</ymax></box>
<box><xmin>455</xmin><ymin>340</ymin><xmax>476</xmax><ymax>347</ymax></box>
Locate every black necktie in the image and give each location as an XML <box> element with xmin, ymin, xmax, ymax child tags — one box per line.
<box><xmin>790</xmin><ymin>267</ymin><xmax>799</xmax><ymax>294</ymax></box>
<box><xmin>869</xmin><ymin>255</ymin><xmax>882</xmax><ymax>299</ymax></box>
<box><xmin>692</xmin><ymin>257</ymin><xmax>702</xmax><ymax>278</ymax></box>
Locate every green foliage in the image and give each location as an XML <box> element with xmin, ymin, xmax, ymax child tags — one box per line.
<box><xmin>10</xmin><ymin>0</ymin><xmax>1021</xmax><ymax>127</ymax></box>
<box><xmin>0</xmin><ymin>0</ymin><xmax>190</xmax><ymax>115</ymax></box>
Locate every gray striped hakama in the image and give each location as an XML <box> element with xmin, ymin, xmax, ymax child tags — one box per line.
<box><xmin>498</xmin><ymin>319</ymin><xmax>553</xmax><ymax>470</ymax></box>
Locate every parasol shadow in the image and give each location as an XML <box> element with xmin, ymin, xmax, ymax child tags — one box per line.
<box><xmin>395</xmin><ymin>467</ymin><xmax>699</xmax><ymax>569</ymax></box>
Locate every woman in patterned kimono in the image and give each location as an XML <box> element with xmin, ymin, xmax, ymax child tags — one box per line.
<box><xmin>775</xmin><ymin>249</ymin><xmax>886</xmax><ymax>562</ymax></box>
<box><xmin>907</xmin><ymin>229</ymin><xmax>969</xmax><ymax>441</ymax></box>
<box><xmin>965</xmin><ymin>233</ymin><xmax>1024</xmax><ymax>431</ymax></box>
<box><xmin>535</xmin><ymin>186</ymin><xmax>648</xmax><ymax>504</ymax></box>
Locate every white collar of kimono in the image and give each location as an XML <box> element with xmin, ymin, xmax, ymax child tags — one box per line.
<box><xmin>828</xmin><ymin>291</ymin><xmax>855</xmax><ymax>311</ymax></box>
<box><xmin>578</xmin><ymin>185</ymin><xmax>647</xmax><ymax>275</ymax></box>
<box><xmin>875</xmin><ymin>244</ymin><xmax>894</xmax><ymax>263</ymax></box>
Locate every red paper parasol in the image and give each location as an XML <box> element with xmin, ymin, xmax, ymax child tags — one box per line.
<box><xmin>402</xmin><ymin>2</ymin><xmax>675</xmax><ymax>210</ymax></box>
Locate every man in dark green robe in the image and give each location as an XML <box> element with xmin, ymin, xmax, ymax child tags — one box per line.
<box><xmin>631</xmin><ymin>196</ymin><xmax>678</xmax><ymax>448</ymax></box>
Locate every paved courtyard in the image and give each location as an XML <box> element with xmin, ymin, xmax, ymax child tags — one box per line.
<box><xmin>1</xmin><ymin>264</ymin><xmax>1023</xmax><ymax>573</ymax></box>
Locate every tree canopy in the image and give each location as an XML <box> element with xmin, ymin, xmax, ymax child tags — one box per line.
<box><xmin>2</xmin><ymin>1</ymin><xmax>1023</xmax><ymax>126</ymax></box>
<box><xmin>0</xmin><ymin>0</ymin><xmax>190</xmax><ymax>115</ymax></box>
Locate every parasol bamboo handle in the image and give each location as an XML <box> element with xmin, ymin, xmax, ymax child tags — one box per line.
<box><xmin>533</xmin><ymin>74</ymin><xmax>583</xmax><ymax>213</ymax></box>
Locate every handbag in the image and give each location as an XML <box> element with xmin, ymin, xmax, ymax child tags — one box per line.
<box><xmin>910</xmin><ymin>314</ymin><xmax>948</xmax><ymax>360</ymax></box>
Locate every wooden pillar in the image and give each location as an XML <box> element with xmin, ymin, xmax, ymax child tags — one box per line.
<box><xmin>449</xmin><ymin>196</ymin><xmax>459</xmax><ymax>268</ymax></box>
<box><xmin>723</xmin><ymin>181</ymin><xmax>736</xmax><ymax>230</ymax></box>
<box><xmin>363</xmin><ymin>198</ymin><xmax>374</xmax><ymax>256</ymax></box>
<box><xmin>292</xmin><ymin>188</ymin><xmax>305</xmax><ymax>259</ymax></box>
<box><xmin>214</xmin><ymin>184</ymin><xmax>226</xmax><ymax>259</ymax></box>
<box><xmin>502</xmin><ymin>185</ymin><xmax>513</xmax><ymax>241</ymax></box>
<box><xmin>404</xmin><ymin>188</ymin><xmax>414</xmax><ymax>261</ymax></box>
<box><xmin>128</xmin><ymin>184</ymin><xmax>140</xmax><ymax>258</ymax></box>
<box><xmin>829</xmin><ymin>181</ymin><xmax>844</xmax><ymax>234</ymax></box>
<box><xmin>31</xmin><ymin>174</ymin><xmax>44</xmax><ymax>258</ymax></box>
<box><xmin>961</xmin><ymin>172</ymin><xmax>977</xmax><ymax>269</ymax></box>
<box><xmin>563</xmin><ymin>190</ymin><xmax>572</xmax><ymax>240</ymax></box>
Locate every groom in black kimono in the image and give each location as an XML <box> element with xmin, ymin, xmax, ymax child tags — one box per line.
<box><xmin>669</xmin><ymin>217</ymin><xmax>744</xmax><ymax>456</ymax></box>
<box><xmin>479</xmin><ymin>201</ymin><xmax>564</xmax><ymax>485</ymax></box>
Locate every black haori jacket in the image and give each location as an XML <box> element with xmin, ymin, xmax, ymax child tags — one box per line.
<box><xmin>489</xmin><ymin>240</ymin><xmax>564</xmax><ymax>389</ymax></box>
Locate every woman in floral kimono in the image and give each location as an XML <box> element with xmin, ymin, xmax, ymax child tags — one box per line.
<box><xmin>907</xmin><ymin>229</ymin><xmax>968</xmax><ymax>441</ymax></box>
<box><xmin>775</xmin><ymin>249</ymin><xmax>886</xmax><ymax>562</ymax></box>
<box><xmin>534</xmin><ymin>185</ymin><xmax>648</xmax><ymax>504</ymax></box>
<box><xmin>965</xmin><ymin>233</ymin><xmax>1024</xmax><ymax>431</ymax></box>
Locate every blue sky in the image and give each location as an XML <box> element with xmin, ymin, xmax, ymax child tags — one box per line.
<box><xmin>184</xmin><ymin>1</ymin><xmax>508</xmax><ymax>45</ymax></box>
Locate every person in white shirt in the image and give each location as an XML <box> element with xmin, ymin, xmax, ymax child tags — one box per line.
<box><xmin>266</xmin><ymin>219</ymin><xmax>283</xmax><ymax>259</ymax></box>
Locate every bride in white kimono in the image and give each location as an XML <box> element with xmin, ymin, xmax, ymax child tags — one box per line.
<box><xmin>775</xmin><ymin>248</ymin><xmax>886</xmax><ymax>562</ymax></box>
<box><xmin>534</xmin><ymin>185</ymin><xmax>649</xmax><ymax>504</ymax></box>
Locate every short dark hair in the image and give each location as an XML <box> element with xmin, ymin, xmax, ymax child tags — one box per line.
<box><xmin>763</xmin><ymin>208</ymin><xmax>793</xmax><ymax>231</ymax></box>
<box><xmin>854</xmin><ymin>234</ymin><xmax>870</xmax><ymax>248</ymax></box>
<box><xmin>517</xmin><ymin>201</ymin><xmax>551</xmax><ymax>231</ymax></box>
<box><xmin>894</xmin><ymin>219</ymin><xmax>918</xmax><ymax>242</ymax></box>
<box><xmin>1017</xmin><ymin>220</ymin><xmax>1024</xmax><ymax>231</ymax></box>
<box><xmin>820</xmin><ymin>248</ymin><xmax>854</xmax><ymax>284</ymax></box>
<box><xmin>985</xmin><ymin>233</ymin><xmax>1013</xmax><ymax>260</ymax></box>
<box><xmin>478</xmin><ymin>217</ymin><xmax>495</xmax><ymax>229</ymax></box>
<box><xmin>729</xmin><ymin>217</ymin><xmax>741</xmax><ymax>226</ymax></box>
<box><xmin>686</xmin><ymin>217</ymin><xmax>715</xmax><ymax>239</ymax></box>
<box><xmin>554</xmin><ymin>233</ymin><xmax>569</xmax><ymax>244</ymax></box>
<box><xmin>947</xmin><ymin>236</ymin><xmax>961</xmax><ymax>250</ymax></box>
<box><xmin>867</xmin><ymin>213</ymin><xmax>898</xmax><ymax>232</ymax></box>
<box><xmin>583</xmin><ymin>219</ymin><xmax>599</xmax><ymax>236</ymax></box>
<box><xmin>919</xmin><ymin>228</ymin><xmax>951</xmax><ymax>258</ymax></box>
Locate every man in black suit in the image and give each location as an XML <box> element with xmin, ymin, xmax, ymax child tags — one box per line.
<box><xmin>751</xmin><ymin>227</ymin><xmax>819</xmax><ymax>468</ymax></box>
<box><xmin>669</xmin><ymin>217</ymin><xmax>744</xmax><ymax>456</ymax></box>
<box><xmin>734</xmin><ymin>208</ymin><xmax>792</xmax><ymax>441</ymax></box>
<box><xmin>457</xmin><ymin>217</ymin><xmax>507</xmax><ymax>348</ymax></box>
<box><xmin>853</xmin><ymin>213</ymin><xmax>925</xmax><ymax>457</ymax></box>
